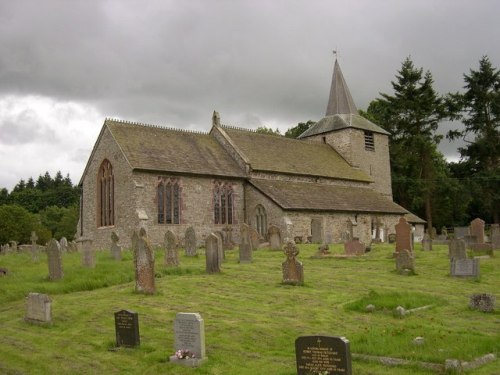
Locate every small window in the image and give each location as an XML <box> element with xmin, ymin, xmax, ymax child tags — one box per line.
<box><xmin>255</xmin><ymin>205</ymin><xmax>267</xmax><ymax>237</ymax></box>
<box><xmin>214</xmin><ymin>181</ymin><xmax>234</xmax><ymax>225</ymax></box>
<box><xmin>322</xmin><ymin>136</ymin><xmax>326</xmax><ymax>143</ymax></box>
<box><xmin>364</xmin><ymin>131</ymin><xmax>375</xmax><ymax>151</ymax></box>
<box><xmin>157</xmin><ymin>177</ymin><xmax>181</xmax><ymax>224</ymax></box>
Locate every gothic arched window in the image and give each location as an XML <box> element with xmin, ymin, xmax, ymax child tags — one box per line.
<box><xmin>214</xmin><ymin>182</ymin><xmax>234</xmax><ymax>224</ymax></box>
<box><xmin>97</xmin><ymin>159</ymin><xmax>114</xmax><ymax>227</ymax></box>
<box><xmin>255</xmin><ymin>205</ymin><xmax>267</xmax><ymax>237</ymax></box>
<box><xmin>157</xmin><ymin>178</ymin><xmax>181</xmax><ymax>224</ymax></box>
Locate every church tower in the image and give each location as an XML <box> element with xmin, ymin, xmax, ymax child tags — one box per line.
<box><xmin>298</xmin><ymin>58</ymin><xmax>393</xmax><ymax>199</ymax></box>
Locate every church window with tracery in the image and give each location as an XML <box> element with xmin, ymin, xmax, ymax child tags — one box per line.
<box><xmin>97</xmin><ymin>159</ymin><xmax>114</xmax><ymax>227</ymax></box>
<box><xmin>214</xmin><ymin>182</ymin><xmax>234</xmax><ymax>224</ymax></box>
<box><xmin>157</xmin><ymin>178</ymin><xmax>181</xmax><ymax>224</ymax></box>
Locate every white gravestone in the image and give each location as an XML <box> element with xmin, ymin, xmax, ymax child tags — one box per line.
<box><xmin>169</xmin><ymin>312</ymin><xmax>207</xmax><ymax>367</ymax></box>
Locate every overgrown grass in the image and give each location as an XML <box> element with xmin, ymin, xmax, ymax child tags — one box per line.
<box><xmin>0</xmin><ymin>243</ymin><xmax>498</xmax><ymax>374</ymax></box>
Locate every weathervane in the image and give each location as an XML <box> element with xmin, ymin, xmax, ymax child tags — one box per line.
<box><xmin>333</xmin><ymin>48</ymin><xmax>340</xmax><ymax>59</ymax></box>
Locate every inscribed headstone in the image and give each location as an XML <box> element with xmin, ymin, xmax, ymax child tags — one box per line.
<box><xmin>295</xmin><ymin>335</ymin><xmax>351</xmax><ymax>375</ymax></box>
<box><xmin>450</xmin><ymin>258</ymin><xmax>480</xmax><ymax>278</ymax></box>
<box><xmin>448</xmin><ymin>238</ymin><xmax>467</xmax><ymax>260</ymax></box>
<box><xmin>239</xmin><ymin>223</ymin><xmax>252</xmax><ymax>263</ymax></box>
<box><xmin>25</xmin><ymin>293</ymin><xmax>52</xmax><ymax>324</ymax></box>
<box><xmin>133</xmin><ymin>228</ymin><xmax>155</xmax><ymax>294</ymax></box>
<box><xmin>185</xmin><ymin>227</ymin><xmax>197</xmax><ymax>256</ymax></box>
<box><xmin>114</xmin><ymin>310</ymin><xmax>140</xmax><ymax>347</ymax></box>
<box><xmin>205</xmin><ymin>233</ymin><xmax>221</xmax><ymax>274</ymax></box>
<box><xmin>282</xmin><ymin>241</ymin><xmax>304</xmax><ymax>285</ymax></box>
<box><xmin>344</xmin><ymin>239</ymin><xmax>365</xmax><ymax>256</ymax></box>
<box><xmin>164</xmin><ymin>230</ymin><xmax>179</xmax><ymax>267</ymax></box>
<box><xmin>311</xmin><ymin>218</ymin><xmax>323</xmax><ymax>243</ymax></box>
<box><xmin>268</xmin><ymin>225</ymin><xmax>282</xmax><ymax>250</ymax></box>
<box><xmin>395</xmin><ymin>249</ymin><xmax>415</xmax><ymax>274</ymax></box>
<box><xmin>395</xmin><ymin>217</ymin><xmax>412</xmax><ymax>253</ymax></box>
<box><xmin>30</xmin><ymin>231</ymin><xmax>39</xmax><ymax>261</ymax></box>
<box><xmin>169</xmin><ymin>312</ymin><xmax>207</xmax><ymax>366</ymax></box>
<box><xmin>469</xmin><ymin>218</ymin><xmax>485</xmax><ymax>243</ymax></box>
<box><xmin>110</xmin><ymin>231</ymin><xmax>122</xmax><ymax>261</ymax></box>
<box><xmin>46</xmin><ymin>238</ymin><xmax>63</xmax><ymax>280</ymax></box>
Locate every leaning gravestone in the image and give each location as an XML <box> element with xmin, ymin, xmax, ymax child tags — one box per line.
<box><xmin>448</xmin><ymin>238</ymin><xmax>467</xmax><ymax>260</ymax></box>
<box><xmin>282</xmin><ymin>241</ymin><xmax>304</xmax><ymax>285</ymax></box>
<box><xmin>422</xmin><ymin>232</ymin><xmax>433</xmax><ymax>251</ymax></box>
<box><xmin>396</xmin><ymin>249</ymin><xmax>415</xmax><ymax>274</ymax></box>
<box><xmin>344</xmin><ymin>239</ymin><xmax>365</xmax><ymax>256</ymax></box>
<box><xmin>25</xmin><ymin>293</ymin><xmax>52</xmax><ymax>325</ymax></box>
<box><xmin>114</xmin><ymin>310</ymin><xmax>140</xmax><ymax>347</ymax></box>
<box><xmin>169</xmin><ymin>312</ymin><xmax>207</xmax><ymax>367</ymax></box>
<box><xmin>214</xmin><ymin>231</ymin><xmax>224</xmax><ymax>262</ymax></box>
<box><xmin>239</xmin><ymin>223</ymin><xmax>252</xmax><ymax>263</ymax></box>
<box><xmin>268</xmin><ymin>225</ymin><xmax>282</xmax><ymax>250</ymax></box>
<box><xmin>249</xmin><ymin>226</ymin><xmax>260</xmax><ymax>250</ymax></box>
<box><xmin>295</xmin><ymin>335</ymin><xmax>352</xmax><ymax>375</ymax></box>
<box><xmin>30</xmin><ymin>231</ymin><xmax>39</xmax><ymax>261</ymax></box>
<box><xmin>450</xmin><ymin>258</ymin><xmax>480</xmax><ymax>279</ymax></box>
<box><xmin>185</xmin><ymin>227</ymin><xmax>197</xmax><ymax>256</ymax></box>
<box><xmin>110</xmin><ymin>232</ymin><xmax>122</xmax><ymax>261</ymax></box>
<box><xmin>205</xmin><ymin>233</ymin><xmax>221</xmax><ymax>274</ymax></box>
<box><xmin>133</xmin><ymin>228</ymin><xmax>155</xmax><ymax>294</ymax></box>
<box><xmin>469</xmin><ymin>218</ymin><xmax>485</xmax><ymax>243</ymax></box>
<box><xmin>395</xmin><ymin>217</ymin><xmax>412</xmax><ymax>254</ymax></box>
<box><xmin>46</xmin><ymin>238</ymin><xmax>63</xmax><ymax>280</ymax></box>
<box><xmin>164</xmin><ymin>230</ymin><xmax>179</xmax><ymax>266</ymax></box>
<box><xmin>80</xmin><ymin>238</ymin><xmax>95</xmax><ymax>268</ymax></box>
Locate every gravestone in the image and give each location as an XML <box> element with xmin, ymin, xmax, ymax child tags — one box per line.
<box><xmin>9</xmin><ymin>241</ymin><xmax>18</xmax><ymax>252</ymax></box>
<box><xmin>422</xmin><ymin>232</ymin><xmax>432</xmax><ymax>251</ymax></box>
<box><xmin>491</xmin><ymin>224</ymin><xmax>500</xmax><ymax>250</ymax></box>
<box><xmin>295</xmin><ymin>335</ymin><xmax>351</xmax><ymax>375</ymax></box>
<box><xmin>463</xmin><ymin>235</ymin><xmax>477</xmax><ymax>249</ymax></box>
<box><xmin>249</xmin><ymin>226</ymin><xmax>260</xmax><ymax>250</ymax></box>
<box><xmin>221</xmin><ymin>225</ymin><xmax>234</xmax><ymax>250</ymax></box>
<box><xmin>311</xmin><ymin>218</ymin><xmax>323</xmax><ymax>243</ymax></box>
<box><xmin>268</xmin><ymin>225</ymin><xmax>282</xmax><ymax>250</ymax></box>
<box><xmin>110</xmin><ymin>232</ymin><xmax>122</xmax><ymax>261</ymax></box>
<box><xmin>67</xmin><ymin>241</ymin><xmax>78</xmax><ymax>253</ymax></box>
<box><xmin>388</xmin><ymin>233</ymin><xmax>396</xmax><ymax>243</ymax></box>
<box><xmin>114</xmin><ymin>310</ymin><xmax>140</xmax><ymax>347</ymax></box>
<box><xmin>441</xmin><ymin>226</ymin><xmax>448</xmax><ymax>238</ymax></box>
<box><xmin>205</xmin><ymin>233</ymin><xmax>221</xmax><ymax>274</ymax></box>
<box><xmin>214</xmin><ymin>231</ymin><xmax>224</xmax><ymax>261</ymax></box>
<box><xmin>469</xmin><ymin>218</ymin><xmax>485</xmax><ymax>243</ymax></box>
<box><xmin>239</xmin><ymin>223</ymin><xmax>252</xmax><ymax>263</ymax></box>
<box><xmin>164</xmin><ymin>230</ymin><xmax>179</xmax><ymax>266</ymax></box>
<box><xmin>469</xmin><ymin>243</ymin><xmax>493</xmax><ymax>253</ymax></box>
<box><xmin>25</xmin><ymin>293</ymin><xmax>52</xmax><ymax>324</ymax></box>
<box><xmin>59</xmin><ymin>237</ymin><xmax>68</xmax><ymax>252</ymax></box>
<box><xmin>169</xmin><ymin>312</ymin><xmax>207</xmax><ymax>367</ymax></box>
<box><xmin>453</xmin><ymin>226</ymin><xmax>469</xmax><ymax>239</ymax></box>
<box><xmin>185</xmin><ymin>227</ymin><xmax>197</xmax><ymax>256</ymax></box>
<box><xmin>469</xmin><ymin>294</ymin><xmax>495</xmax><ymax>312</ymax></box>
<box><xmin>46</xmin><ymin>238</ymin><xmax>63</xmax><ymax>280</ymax></box>
<box><xmin>450</xmin><ymin>258</ymin><xmax>480</xmax><ymax>279</ymax></box>
<box><xmin>80</xmin><ymin>238</ymin><xmax>95</xmax><ymax>268</ymax></box>
<box><xmin>133</xmin><ymin>228</ymin><xmax>155</xmax><ymax>294</ymax></box>
<box><xmin>282</xmin><ymin>241</ymin><xmax>304</xmax><ymax>285</ymax></box>
<box><xmin>312</xmin><ymin>244</ymin><xmax>331</xmax><ymax>258</ymax></box>
<box><xmin>344</xmin><ymin>239</ymin><xmax>365</xmax><ymax>256</ymax></box>
<box><xmin>448</xmin><ymin>238</ymin><xmax>467</xmax><ymax>260</ymax></box>
<box><xmin>395</xmin><ymin>249</ymin><xmax>415</xmax><ymax>274</ymax></box>
<box><xmin>395</xmin><ymin>217</ymin><xmax>412</xmax><ymax>253</ymax></box>
<box><xmin>30</xmin><ymin>231</ymin><xmax>39</xmax><ymax>261</ymax></box>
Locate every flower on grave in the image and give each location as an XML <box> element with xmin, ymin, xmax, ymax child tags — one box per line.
<box><xmin>175</xmin><ymin>349</ymin><xmax>195</xmax><ymax>359</ymax></box>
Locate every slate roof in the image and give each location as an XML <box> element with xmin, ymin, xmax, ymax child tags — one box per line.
<box><xmin>326</xmin><ymin>59</ymin><xmax>358</xmax><ymax>116</ymax></box>
<box><xmin>105</xmin><ymin>119</ymin><xmax>245</xmax><ymax>178</ymax></box>
<box><xmin>405</xmin><ymin>212</ymin><xmax>427</xmax><ymax>224</ymax></box>
<box><xmin>298</xmin><ymin>113</ymin><xmax>390</xmax><ymax>138</ymax></box>
<box><xmin>221</xmin><ymin>126</ymin><xmax>372</xmax><ymax>182</ymax></box>
<box><xmin>250</xmin><ymin>178</ymin><xmax>407</xmax><ymax>214</ymax></box>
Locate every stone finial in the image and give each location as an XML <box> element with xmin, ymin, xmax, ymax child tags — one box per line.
<box><xmin>212</xmin><ymin>111</ymin><xmax>221</xmax><ymax>127</ymax></box>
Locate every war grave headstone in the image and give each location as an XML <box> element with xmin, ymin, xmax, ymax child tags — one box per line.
<box><xmin>133</xmin><ymin>228</ymin><xmax>155</xmax><ymax>294</ymax></box>
<box><xmin>109</xmin><ymin>231</ymin><xmax>122</xmax><ymax>261</ymax></box>
<box><xmin>239</xmin><ymin>223</ymin><xmax>252</xmax><ymax>263</ymax></box>
<box><xmin>205</xmin><ymin>233</ymin><xmax>221</xmax><ymax>274</ymax></box>
<box><xmin>79</xmin><ymin>238</ymin><xmax>95</xmax><ymax>268</ymax></box>
<box><xmin>469</xmin><ymin>294</ymin><xmax>495</xmax><ymax>312</ymax></box>
<box><xmin>268</xmin><ymin>225</ymin><xmax>282</xmax><ymax>250</ymax></box>
<box><xmin>453</xmin><ymin>226</ymin><xmax>469</xmax><ymax>239</ymax></box>
<box><xmin>395</xmin><ymin>249</ymin><xmax>415</xmax><ymax>275</ymax></box>
<box><xmin>185</xmin><ymin>226</ymin><xmax>197</xmax><ymax>256</ymax></box>
<box><xmin>448</xmin><ymin>238</ymin><xmax>467</xmax><ymax>260</ymax></box>
<box><xmin>30</xmin><ymin>231</ymin><xmax>39</xmax><ymax>261</ymax></box>
<box><xmin>282</xmin><ymin>241</ymin><xmax>304</xmax><ymax>285</ymax></box>
<box><xmin>214</xmin><ymin>231</ymin><xmax>224</xmax><ymax>262</ymax></box>
<box><xmin>46</xmin><ymin>238</ymin><xmax>63</xmax><ymax>280</ymax></box>
<box><xmin>491</xmin><ymin>224</ymin><xmax>500</xmax><ymax>250</ymax></box>
<box><xmin>25</xmin><ymin>293</ymin><xmax>52</xmax><ymax>325</ymax></box>
<box><xmin>395</xmin><ymin>217</ymin><xmax>412</xmax><ymax>255</ymax></box>
<box><xmin>114</xmin><ymin>310</ymin><xmax>140</xmax><ymax>347</ymax></box>
<box><xmin>164</xmin><ymin>230</ymin><xmax>179</xmax><ymax>266</ymax></box>
<box><xmin>59</xmin><ymin>237</ymin><xmax>68</xmax><ymax>252</ymax></box>
<box><xmin>295</xmin><ymin>335</ymin><xmax>352</xmax><ymax>375</ymax></box>
<box><xmin>422</xmin><ymin>232</ymin><xmax>433</xmax><ymax>251</ymax></box>
<box><xmin>311</xmin><ymin>218</ymin><xmax>323</xmax><ymax>244</ymax></box>
<box><xmin>249</xmin><ymin>226</ymin><xmax>260</xmax><ymax>250</ymax></box>
<box><xmin>344</xmin><ymin>239</ymin><xmax>365</xmax><ymax>256</ymax></box>
<box><xmin>470</xmin><ymin>218</ymin><xmax>485</xmax><ymax>243</ymax></box>
<box><xmin>169</xmin><ymin>312</ymin><xmax>207</xmax><ymax>367</ymax></box>
<box><xmin>450</xmin><ymin>258</ymin><xmax>480</xmax><ymax>279</ymax></box>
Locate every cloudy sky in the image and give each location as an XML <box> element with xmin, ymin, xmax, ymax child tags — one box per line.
<box><xmin>1</xmin><ymin>0</ymin><xmax>499</xmax><ymax>191</ymax></box>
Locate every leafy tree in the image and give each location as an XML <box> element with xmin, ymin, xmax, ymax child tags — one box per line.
<box><xmin>365</xmin><ymin>57</ymin><xmax>448</xmax><ymax>230</ymax></box>
<box><xmin>0</xmin><ymin>188</ymin><xmax>9</xmax><ymax>205</ymax></box>
<box><xmin>0</xmin><ymin>205</ymin><xmax>39</xmax><ymax>244</ymax></box>
<box><xmin>447</xmin><ymin>56</ymin><xmax>500</xmax><ymax>223</ymax></box>
<box><xmin>284</xmin><ymin>120</ymin><xmax>315</xmax><ymax>138</ymax></box>
<box><xmin>255</xmin><ymin>126</ymin><xmax>281</xmax><ymax>136</ymax></box>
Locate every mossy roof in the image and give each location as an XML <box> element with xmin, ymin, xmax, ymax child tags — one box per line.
<box><xmin>298</xmin><ymin>114</ymin><xmax>390</xmax><ymax>138</ymax></box>
<box><xmin>221</xmin><ymin>126</ymin><xmax>372</xmax><ymax>182</ymax></box>
<box><xmin>106</xmin><ymin>119</ymin><xmax>245</xmax><ymax>178</ymax></box>
<box><xmin>250</xmin><ymin>178</ymin><xmax>407</xmax><ymax>214</ymax></box>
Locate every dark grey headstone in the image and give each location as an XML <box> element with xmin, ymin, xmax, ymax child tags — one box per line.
<box><xmin>239</xmin><ymin>223</ymin><xmax>252</xmax><ymax>263</ymax></box>
<box><xmin>115</xmin><ymin>310</ymin><xmax>140</xmax><ymax>347</ymax></box>
<box><xmin>311</xmin><ymin>218</ymin><xmax>323</xmax><ymax>244</ymax></box>
<box><xmin>205</xmin><ymin>233</ymin><xmax>221</xmax><ymax>274</ymax></box>
<box><xmin>46</xmin><ymin>238</ymin><xmax>63</xmax><ymax>280</ymax></box>
<box><xmin>295</xmin><ymin>335</ymin><xmax>351</xmax><ymax>375</ymax></box>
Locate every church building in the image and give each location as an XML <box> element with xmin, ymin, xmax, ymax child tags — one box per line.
<box><xmin>78</xmin><ymin>59</ymin><xmax>408</xmax><ymax>249</ymax></box>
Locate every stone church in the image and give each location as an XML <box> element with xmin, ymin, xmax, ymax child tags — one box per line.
<box><xmin>78</xmin><ymin>59</ymin><xmax>410</xmax><ymax>249</ymax></box>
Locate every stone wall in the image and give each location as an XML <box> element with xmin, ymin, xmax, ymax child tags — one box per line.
<box><xmin>245</xmin><ymin>183</ymin><xmax>284</xmax><ymax>234</ymax></box>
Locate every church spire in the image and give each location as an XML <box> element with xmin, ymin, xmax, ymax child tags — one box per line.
<box><xmin>325</xmin><ymin>58</ymin><xmax>358</xmax><ymax>116</ymax></box>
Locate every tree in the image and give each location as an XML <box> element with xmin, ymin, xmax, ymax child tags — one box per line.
<box><xmin>0</xmin><ymin>205</ymin><xmax>40</xmax><ymax>244</ymax></box>
<box><xmin>365</xmin><ymin>57</ymin><xmax>448</xmax><ymax>230</ymax></box>
<box><xmin>447</xmin><ymin>56</ymin><xmax>500</xmax><ymax>223</ymax></box>
<box><xmin>284</xmin><ymin>120</ymin><xmax>315</xmax><ymax>138</ymax></box>
<box><xmin>255</xmin><ymin>126</ymin><xmax>281</xmax><ymax>136</ymax></box>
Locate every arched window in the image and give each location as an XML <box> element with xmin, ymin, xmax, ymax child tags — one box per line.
<box><xmin>214</xmin><ymin>182</ymin><xmax>234</xmax><ymax>224</ymax></box>
<box><xmin>97</xmin><ymin>159</ymin><xmax>114</xmax><ymax>227</ymax></box>
<box><xmin>255</xmin><ymin>205</ymin><xmax>267</xmax><ymax>237</ymax></box>
<box><xmin>157</xmin><ymin>178</ymin><xmax>181</xmax><ymax>224</ymax></box>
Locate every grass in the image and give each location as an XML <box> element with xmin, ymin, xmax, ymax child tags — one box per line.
<box><xmin>0</xmin><ymin>243</ymin><xmax>498</xmax><ymax>374</ymax></box>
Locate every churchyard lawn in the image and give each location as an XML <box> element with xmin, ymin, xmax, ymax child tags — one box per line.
<box><xmin>0</xmin><ymin>243</ymin><xmax>498</xmax><ymax>374</ymax></box>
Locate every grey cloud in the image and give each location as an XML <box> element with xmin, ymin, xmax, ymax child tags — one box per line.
<box><xmin>0</xmin><ymin>108</ymin><xmax>56</xmax><ymax>145</ymax></box>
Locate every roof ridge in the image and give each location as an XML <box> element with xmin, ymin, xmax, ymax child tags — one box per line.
<box><xmin>105</xmin><ymin>118</ymin><xmax>208</xmax><ymax>135</ymax></box>
<box><xmin>220</xmin><ymin>123</ymin><xmax>258</xmax><ymax>133</ymax></box>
